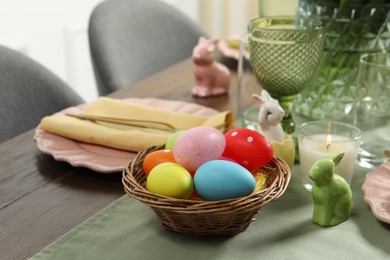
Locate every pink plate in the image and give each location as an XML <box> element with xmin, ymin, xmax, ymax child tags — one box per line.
<box><xmin>361</xmin><ymin>161</ymin><xmax>390</xmax><ymax>224</ymax></box>
<box><xmin>34</xmin><ymin>98</ymin><xmax>219</xmax><ymax>174</ymax></box>
<box><xmin>218</xmin><ymin>35</ymin><xmax>249</xmax><ymax>60</ymax></box>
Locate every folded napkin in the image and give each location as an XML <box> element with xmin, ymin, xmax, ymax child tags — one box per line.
<box><xmin>39</xmin><ymin>97</ymin><xmax>234</xmax><ymax>152</ymax></box>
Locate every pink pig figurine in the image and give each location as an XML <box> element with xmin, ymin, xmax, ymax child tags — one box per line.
<box><xmin>191</xmin><ymin>37</ymin><xmax>231</xmax><ymax>98</ymax></box>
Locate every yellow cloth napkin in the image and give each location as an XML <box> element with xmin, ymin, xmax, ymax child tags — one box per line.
<box><xmin>39</xmin><ymin>97</ymin><xmax>234</xmax><ymax>152</ymax></box>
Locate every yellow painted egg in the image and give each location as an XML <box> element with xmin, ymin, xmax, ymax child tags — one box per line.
<box><xmin>146</xmin><ymin>162</ymin><xmax>193</xmax><ymax>199</ymax></box>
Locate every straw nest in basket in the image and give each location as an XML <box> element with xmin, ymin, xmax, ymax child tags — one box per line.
<box><xmin>122</xmin><ymin>144</ymin><xmax>291</xmax><ymax>236</ymax></box>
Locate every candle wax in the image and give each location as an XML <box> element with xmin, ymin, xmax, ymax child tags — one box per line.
<box><xmin>299</xmin><ymin>134</ymin><xmax>359</xmax><ymax>187</ymax></box>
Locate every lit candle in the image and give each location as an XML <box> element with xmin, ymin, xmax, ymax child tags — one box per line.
<box><xmin>298</xmin><ymin>121</ymin><xmax>361</xmax><ymax>191</ymax></box>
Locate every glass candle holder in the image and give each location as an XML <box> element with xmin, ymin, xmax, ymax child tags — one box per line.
<box><xmin>298</xmin><ymin>121</ymin><xmax>361</xmax><ymax>191</ymax></box>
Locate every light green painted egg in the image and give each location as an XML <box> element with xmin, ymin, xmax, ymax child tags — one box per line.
<box><xmin>165</xmin><ymin>130</ymin><xmax>185</xmax><ymax>150</ymax></box>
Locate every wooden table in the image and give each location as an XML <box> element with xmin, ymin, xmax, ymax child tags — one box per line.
<box><xmin>3</xmin><ymin>58</ymin><xmax>390</xmax><ymax>260</ymax></box>
<box><xmin>0</xmin><ymin>59</ymin><xmax>238</xmax><ymax>259</ymax></box>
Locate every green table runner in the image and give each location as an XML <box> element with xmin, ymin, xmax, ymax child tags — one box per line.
<box><xmin>31</xmin><ymin>166</ymin><xmax>390</xmax><ymax>260</ymax></box>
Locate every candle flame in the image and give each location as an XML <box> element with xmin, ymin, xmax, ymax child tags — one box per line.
<box><xmin>326</xmin><ymin>134</ymin><xmax>332</xmax><ymax>150</ymax></box>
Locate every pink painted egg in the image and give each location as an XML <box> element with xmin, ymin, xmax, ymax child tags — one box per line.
<box><xmin>173</xmin><ymin>126</ymin><xmax>226</xmax><ymax>172</ymax></box>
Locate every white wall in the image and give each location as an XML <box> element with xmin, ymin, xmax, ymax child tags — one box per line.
<box><xmin>259</xmin><ymin>0</ymin><xmax>298</xmax><ymax>17</ymax></box>
<box><xmin>198</xmin><ymin>0</ymin><xmax>298</xmax><ymax>38</ymax></box>
<box><xmin>0</xmin><ymin>0</ymin><xmax>105</xmax><ymax>102</ymax></box>
<box><xmin>0</xmin><ymin>0</ymin><xmax>203</xmax><ymax>102</ymax></box>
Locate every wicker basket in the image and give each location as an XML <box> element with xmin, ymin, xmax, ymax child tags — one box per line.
<box><xmin>122</xmin><ymin>144</ymin><xmax>291</xmax><ymax>236</ymax></box>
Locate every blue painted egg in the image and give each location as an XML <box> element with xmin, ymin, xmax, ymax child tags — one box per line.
<box><xmin>194</xmin><ymin>160</ymin><xmax>256</xmax><ymax>201</ymax></box>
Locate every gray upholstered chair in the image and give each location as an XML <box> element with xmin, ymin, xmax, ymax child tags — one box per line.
<box><xmin>88</xmin><ymin>0</ymin><xmax>209</xmax><ymax>96</ymax></box>
<box><xmin>0</xmin><ymin>45</ymin><xmax>84</xmax><ymax>143</ymax></box>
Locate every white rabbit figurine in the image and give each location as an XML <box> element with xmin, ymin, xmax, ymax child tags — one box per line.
<box><xmin>252</xmin><ymin>90</ymin><xmax>285</xmax><ymax>143</ymax></box>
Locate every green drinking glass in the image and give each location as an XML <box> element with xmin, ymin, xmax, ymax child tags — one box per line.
<box><xmin>248</xmin><ymin>16</ymin><xmax>323</xmax><ymax>133</ymax></box>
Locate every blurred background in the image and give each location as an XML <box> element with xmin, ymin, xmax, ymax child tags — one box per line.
<box><xmin>0</xmin><ymin>0</ymin><xmax>297</xmax><ymax>102</ymax></box>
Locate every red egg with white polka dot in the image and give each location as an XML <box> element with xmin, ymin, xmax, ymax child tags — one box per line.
<box><xmin>222</xmin><ymin>128</ymin><xmax>274</xmax><ymax>171</ymax></box>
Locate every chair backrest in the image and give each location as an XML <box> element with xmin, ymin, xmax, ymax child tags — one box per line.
<box><xmin>0</xmin><ymin>45</ymin><xmax>84</xmax><ymax>143</ymax></box>
<box><xmin>88</xmin><ymin>0</ymin><xmax>209</xmax><ymax>96</ymax></box>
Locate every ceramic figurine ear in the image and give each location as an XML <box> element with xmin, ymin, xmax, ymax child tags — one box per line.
<box><xmin>198</xmin><ymin>36</ymin><xmax>207</xmax><ymax>44</ymax></box>
<box><xmin>207</xmin><ymin>45</ymin><xmax>215</xmax><ymax>52</ymax></box>
<box><xmin>328</xmin><ymin>152</ymin><xmax>344</xmax><ymax>166</ymax></box>
<box><xmin>261</xmin><ymin>89</ymin><xmax>272</xmax><ymax>101</ymax></box>
<box><xmin>209</xmin><ymin>38</ymin><xmax>219</xmax><ymax>45</ymax></box>
<box><xmin>252</xmin><ymin>94</ymin><xmax>265</xmax><ymax>108</ymax></box>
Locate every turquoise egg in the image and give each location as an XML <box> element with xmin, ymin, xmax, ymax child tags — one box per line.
<box><xmin>194</xmin><ymin>160</ymin><xmax>256</xmax><ymax>201</ymax></box>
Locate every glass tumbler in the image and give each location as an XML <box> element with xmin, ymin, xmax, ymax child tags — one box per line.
<box><xmin>236</xmin><ymin>33</ymin><xmax>262</xmax><ymax>131</ymax></box>
<box><xmin>354</xmin><ymin>52</ymin><xmax>390</xmax><ymax>169</ymax></box>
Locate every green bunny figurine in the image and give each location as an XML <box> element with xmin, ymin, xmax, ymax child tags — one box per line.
<box><xmin>309</xmin><ymin>152</ymin><xmax>353</xmax><ymax>227</ymax></box>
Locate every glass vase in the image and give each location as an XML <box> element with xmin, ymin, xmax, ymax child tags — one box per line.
<box><xmin>292</xmin><ymin>0</ymin><xmax>390</xmax><ymax>126</ymax></box>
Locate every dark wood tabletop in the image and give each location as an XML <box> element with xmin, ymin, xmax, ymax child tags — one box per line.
<box><xmin>0</xmin><ymin>58</ymin><xmax>238</xmax><ymax>259</ymax></box>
